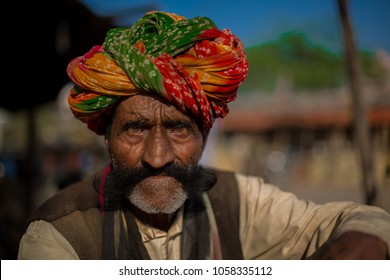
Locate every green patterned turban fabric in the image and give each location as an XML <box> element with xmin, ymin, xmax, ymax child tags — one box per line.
<box><xmin>67</xmin><ymin>11</ymin><xmax>248</xmax><ymax>135</ymax></box>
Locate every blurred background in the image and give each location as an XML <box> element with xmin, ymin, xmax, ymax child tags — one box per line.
<box><xmin>1</xmin><ymin>0</ymin><xmax>389</xmax><ymax>259</ymax></box>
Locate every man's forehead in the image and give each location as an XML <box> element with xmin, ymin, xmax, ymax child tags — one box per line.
<box><xmin>118</xmin><ymin>94</ymin><xmax>193</xmax><ymax>121</ymax></box>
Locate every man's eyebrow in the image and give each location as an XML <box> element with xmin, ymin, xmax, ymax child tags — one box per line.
<box><xmin>163</xmin><ymin>118</ymin><xmax>195</xmax><ymax>127</ymax></box>
<box><xmin>118</xmin><ymin>117</ymin><xmax>197</xmax><ymax>133</ymax></box>
<box><xmin>120</xmin><ymin>119</ymin><xmax>151</xmax><ymax>132</ymax></box>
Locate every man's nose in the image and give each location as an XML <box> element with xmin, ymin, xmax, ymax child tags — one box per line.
<box><xmin>141</xmin><ymin>126</ymin><xmax>175</xmax><ymax>169</ymax></box>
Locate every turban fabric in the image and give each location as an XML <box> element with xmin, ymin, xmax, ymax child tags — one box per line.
<box><xmin>67</xmin><ymin>11</ymin><xmax>248</xmax><ymax>135</ymax></box>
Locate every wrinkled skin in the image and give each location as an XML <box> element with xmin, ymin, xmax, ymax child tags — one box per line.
<box><xmin>105</xmin><ymin>94</ymin><xmax>388</xmax><ymax>259</ymax></box>
<box><xmin>319</xmin><ymin>231</ymin><xmax>388</xmax><ymax>259</ymax></box>
<box><xmin>105</xmin><ymin>94</ymin><xmax>204</xmax><ymax>230</ymax></box>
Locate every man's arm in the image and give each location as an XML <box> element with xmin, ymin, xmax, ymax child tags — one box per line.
<box><xmin>319</xmin><ymin>231</ymin><xmax>389</xmax><ymax>259</ymax></box>
<box><xmin>235</xmin><ymin>173</ymin><xmax>390</xmax><ymax>259</ymax></box>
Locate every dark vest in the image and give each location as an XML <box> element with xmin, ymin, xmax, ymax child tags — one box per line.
<box><xmin>28</xmin><ymin>168</ymin><xmax>243</xmax><ymax>259</ymax></box>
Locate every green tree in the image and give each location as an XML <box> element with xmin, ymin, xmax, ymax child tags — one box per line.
<box><xmin>241</xmin><ymin>32</ymin><xmax>385</xmax><ymax>93</ymax></box>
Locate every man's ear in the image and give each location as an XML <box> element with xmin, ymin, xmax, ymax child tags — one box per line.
<box><xmin>104</xmin><ymin>136</ymin><xmax>110</xmax><ymax>151</ymax></box>
<box><xmin>104</xmin><ymin>125</ymin><xmax>111</xmax><ymax>153</ymax></box>
<box><xmin>202</xmin><ymin>128</ymin><xmax>210</xmax><ymax>146</ymax></box>
<box><xmin>104</xmin><ymin>132</ymin><xmax>114</xmax><ymax>164</ymax></box>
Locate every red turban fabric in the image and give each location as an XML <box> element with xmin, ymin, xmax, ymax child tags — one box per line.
<box><xmin>67</xmin><ymin>11</ymin><xmax>248</xmax><ymax>135</ymax></box>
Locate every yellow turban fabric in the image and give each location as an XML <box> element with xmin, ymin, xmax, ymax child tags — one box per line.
<box><xmin>67</xmin><ymin>11</ymin><xmax>248</xmax><ymax>135</ymax></box>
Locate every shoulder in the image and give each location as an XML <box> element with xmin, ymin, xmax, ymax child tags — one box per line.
<box><xmin>208</xmin><ymin>168</ymin><xmax>291</xmax><ymax>205</ymax></box>
<box><xmin>206</xmin><ymin>167</ymin><xmax>237</xmax><ymax>182</ymax></box>
<box><xmin>29</xmin><ymin>169</ymin><xmax>103</xmax><ymax>223</ymax></box>
<box><xmin>207</xmin><ymin>167</ymin><xmax>266</xmax><ymax>191</ymax></box>
<box><xmin>18</xmin><ymin>220</ymin><xmax>79</xmax><ymax>259</ymax></box>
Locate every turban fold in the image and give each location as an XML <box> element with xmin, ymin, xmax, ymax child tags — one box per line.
<box><xmin>67</xmin><ymin>11</ymin><xmax>248</xmax><ymax>135</ymax></box>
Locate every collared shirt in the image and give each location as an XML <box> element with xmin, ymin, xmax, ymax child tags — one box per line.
<box><xmin>136</xmin><ymin>206</ymin><xmax>183</xmax><ymax>260</ymax></box>
<box><xmin>18</xmin><ymin>173</ymin><xmax>390</xmax><ymax>259</ymax></box>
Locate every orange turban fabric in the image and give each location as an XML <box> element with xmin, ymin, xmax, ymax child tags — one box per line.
<box><xmin>67</xmin><ymin>11</ymin><xmax>248</xmax><ymax>135</ymax></box>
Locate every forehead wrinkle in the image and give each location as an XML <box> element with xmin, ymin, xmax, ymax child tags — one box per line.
<box><xmin>119</xmin><ymin>96</ymin><xmax>192</xmax><ymax>125</ymax></box>
<box><xmin>118</xmin><ymin>98</ymin><xmax>160</xmax><ymax>121</ymax></box>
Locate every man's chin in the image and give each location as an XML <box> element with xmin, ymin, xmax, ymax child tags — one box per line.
<box><xmin>128</xmin><ymin>176</ymin><xmax>188</xmax><ymax>214</ymax></box>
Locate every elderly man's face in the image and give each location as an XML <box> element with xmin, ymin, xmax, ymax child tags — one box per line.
<box><xmin>106</xmin><ymin>94</ymin><xmax>204</xmax><ymax>214</ymax></box>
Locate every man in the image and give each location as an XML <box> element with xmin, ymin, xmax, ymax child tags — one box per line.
<box><xmin>18</xmin><ymin>11</ymin><xmax>390</xmax><ymax>260</ymax></box>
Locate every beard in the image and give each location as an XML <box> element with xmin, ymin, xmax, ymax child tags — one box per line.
<box><xmin>104</xmin><ymin>162</ymin><xmax>202</xmax><ymax>214</ymax></box>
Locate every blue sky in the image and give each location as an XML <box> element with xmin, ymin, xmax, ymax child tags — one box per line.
<box><xmin>81</xmin><ymin>0</ymin><xmax>390</xmax><ymax>53</ymax></box>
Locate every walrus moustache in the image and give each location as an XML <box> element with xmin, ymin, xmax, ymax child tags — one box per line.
<box><xmin>99</xmin><ymin>163</ymin><xmax>217</xmax><ymax>204</ymax></box>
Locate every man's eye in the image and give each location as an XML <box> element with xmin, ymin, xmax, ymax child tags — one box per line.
<box><xmin>128</xmin><ymin>126</ymin><xmax>146</xmax><ymax>134</ymax></box>
<box><xmin>170</xmin><ymin>124</ymin><xmax>191</xmax><ymax>135</ymax></box>
<box><xmin>122</xmin><ymin>123</ymin><xmax>148</xmax><ymax>134</ymax></box>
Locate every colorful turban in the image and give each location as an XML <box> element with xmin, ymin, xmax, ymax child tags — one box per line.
<box><xmin>67</xmin><ymin>11</ymin><xmax>248</xmax><ymax>135</ymax></box>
